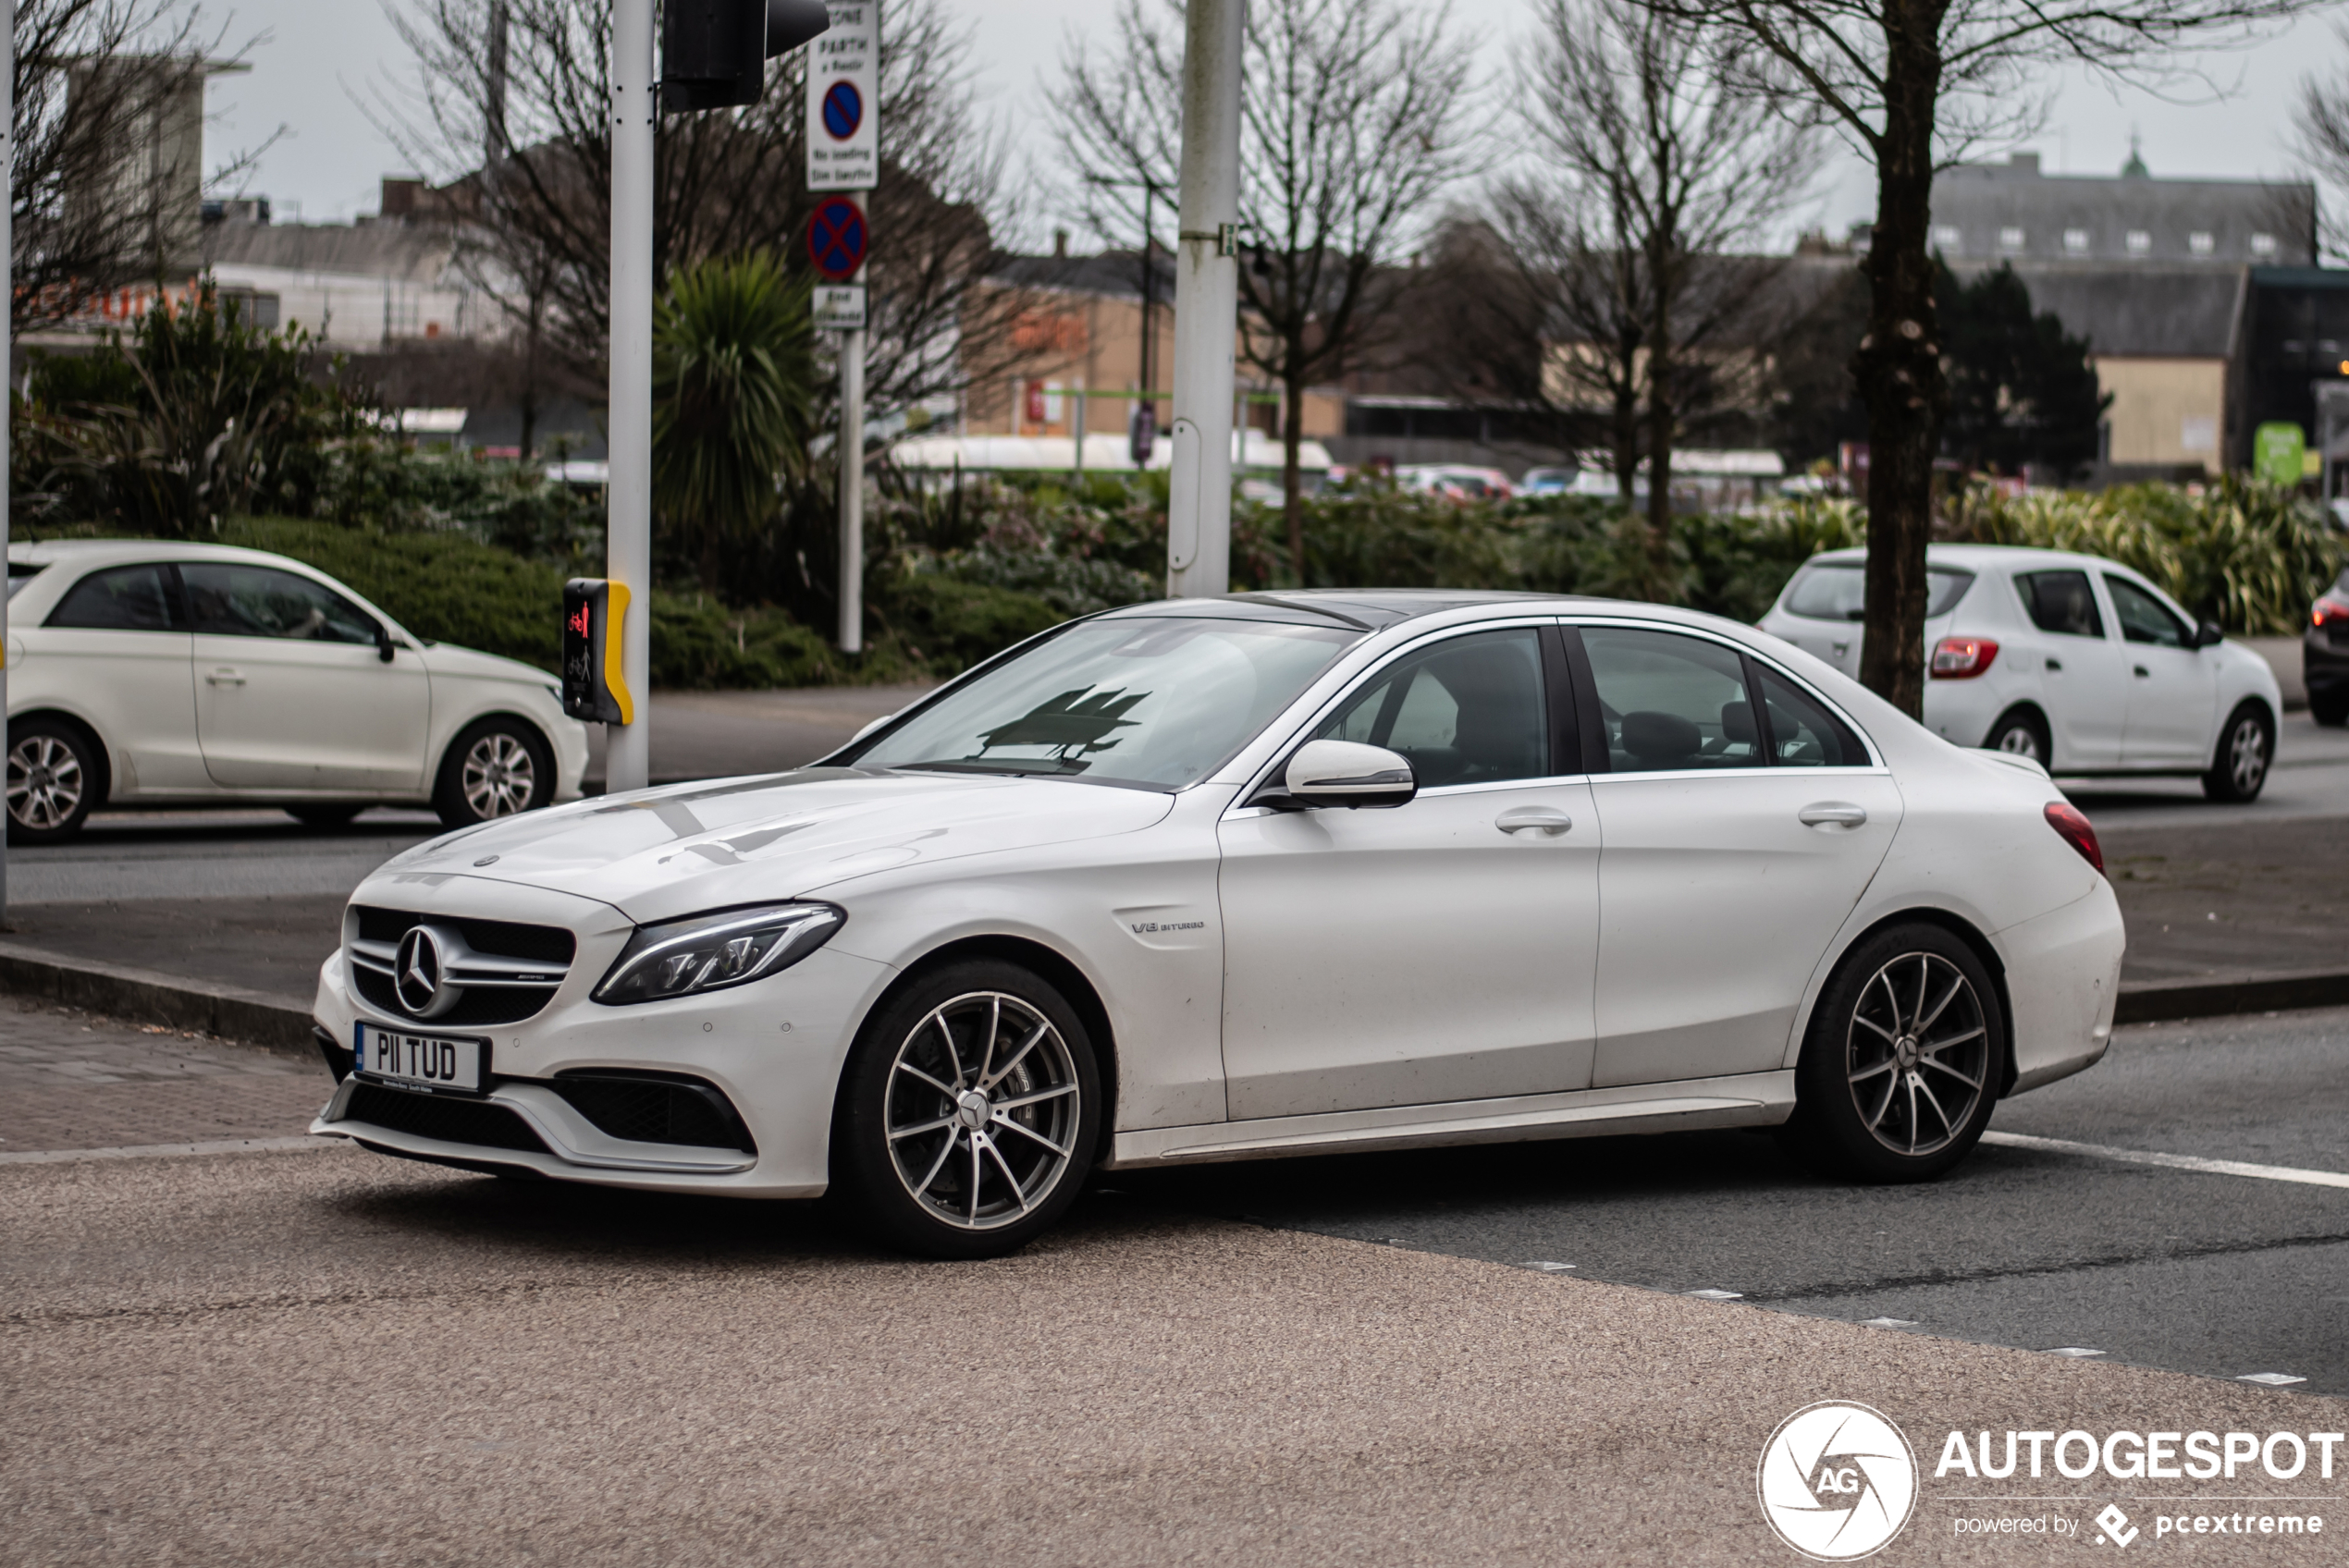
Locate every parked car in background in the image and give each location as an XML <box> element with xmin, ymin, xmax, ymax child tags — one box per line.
<box><xmin>1395</xmin><ymin>464</ymin><xmax>1516</xmax><ymax>501</ymax></box>
<box><xmin>1519</xmin><ymin>467</ymin><xmax>1574</xmax><ymax>496</ymax></box>
<box><xmin>311</xmin><ymin>590</ymin><xmax>2120</xmax><ymax>1258</ymax></box>
<box><xmin>1759</xmin><ymin>545</ymin><xmax>2281</xmax><ymax>802</ymax></box>
<box><xmin>2305</xmin><ymin>569</ymin><xmax>2349</xmax><ymax>726</ymax></box>
<box><xmin>5</xmin><ymin>541</ymin><xmax>588</xmax><ymax>843</ymax></box>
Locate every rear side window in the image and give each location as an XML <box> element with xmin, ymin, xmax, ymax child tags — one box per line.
<box><xmin>1783</xmin><ymin>563</ymin><xmax>1974</xmax><ymax>620</ymax></box>
<box><xmin>2015</xmin><ymin>570</ymin><xmax>2105</xmax><ymax>638</ymax></box>
<box><xmin>1755</xmin><ymin>667</ymin><xmax>1868</xmax><ymax>766</ymax></box>
<box><xmin>2104</xmin><ymin>575</ymin><xmax>2189</xmax><ymax>648</ymax></box>
<box><xmin>1582</xmin><ymin>628</ymin><xmax>1761</xmax><ymax>771</ymax></box>
<box><xmin>45</xmin><ymin>564</ymin><xmax>183</xmax><ymax>631</ymax></box>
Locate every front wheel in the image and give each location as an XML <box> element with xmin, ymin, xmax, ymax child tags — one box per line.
<box><xmin>832</xmin><ymin>960</ymin><xmax>1101</xmax><ymax>1259</ymax></box>
<box><xmin>433</xmin><ymin>717</ymin><xmax>555</xmax><ymax>829</ymax></box>
<box><xmin>2202</xmin><ymin>702</ymin><xmax>2273</xmax><ymax>803</ymax></box>
<box><xmin>1778</xmin><ymin>924</ymin><xmax>2004</xmax><ymax>1182</ymax></box>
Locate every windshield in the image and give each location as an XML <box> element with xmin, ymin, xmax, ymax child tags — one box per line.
<box><xmin>1783</xmin><ymin>562</ymin><xmax>1974</xmax><ymax>621</ymax></box>
<box><xmin>851</xmin><ymin>616</ymin><xmax>1362</xmax><ymax>790</ymax></box>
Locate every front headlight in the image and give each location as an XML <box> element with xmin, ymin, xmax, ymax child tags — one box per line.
<box><xmin>592</xmin><ymin>902</ymin><xmax>844</xmax><ymax>1005</ymax></box>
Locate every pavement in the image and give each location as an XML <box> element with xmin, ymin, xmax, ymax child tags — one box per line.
<box><xmin>2</xmin><ymin>1000</ymin><xmax>2343</xmax><ymax>1565</ymax></box>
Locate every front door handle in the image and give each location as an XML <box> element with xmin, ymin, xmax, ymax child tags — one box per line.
<box><xmin>1495</xmin><ymin>806</ymin><xmax>1574</xmax><ymax>837</ymax></box>
<box><xmin>2045</xmin><ymin>657</ymin><xmax>2062</xmax><ymax>671</ymax></box>
<box><xmin>2134</xmin><ymin>665</ymin><xmax>2151</xmax><ymax>678</ymax></box>
<box><xmin>1799</xmin><ymin>802</ymin><xmax>1868</xmax><ymax>830</ymax></box>
<box><xmin>204</xmin><ymin>668</ymin><xmax>246</xmax><ymax>687</ymax></box>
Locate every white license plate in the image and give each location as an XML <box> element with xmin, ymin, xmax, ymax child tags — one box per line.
<box><xmin>356</xmin><ymin>1023</ymin><xmax>484</xmax><ymax>1093</ymax></box>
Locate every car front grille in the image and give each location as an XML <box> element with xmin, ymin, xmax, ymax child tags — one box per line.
<box><xmin>348</xmin><ymin>905</ymin><xmax>577</xmax><ymax>1026</ymax></box>
<box><xmin>549</xmin><ymin>1072</ymin><xmax>756</xmax><ymax>1153</ymax></box>
<box><xmin>341</xmin><ymin>1081</ymin><xmax>549</xmax><ymax>1153</ymax></box>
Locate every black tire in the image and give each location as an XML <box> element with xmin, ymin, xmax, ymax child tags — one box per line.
<box><xmin>1777</xmin><ymin>923</ymin><xmax>2005</xmax><ymax>1183</ymax></box>
<box><xmin>1981</xmin><ymin>706</ymin><xmax>2051</xmax><ymax>767</ymax></box>
<box><xmin>6</xmin><ymin>715</ymin><xmax>105</xmax><ymax>845</ymax></box>
<box><xmin>286</xmin><ymin>804</ymin><xmax>364</xmax><ymax>829</ymax></box>
<box><xmin>831</xmin><ymin>959</ymin><xmax>1101</xmax><ymax>1259</ymax></box>
<box><xmin>2202</xmin><ymin>701</ymin><xmax>2274</xmax><ymax>803</ymax></box>
<box><xmin>2312</xmin><ymin>693</ymin><xmax>2349</xmax><ymax>728</ymax></box>
<box><xmin>432</xmin><ymin>717</ymin><xmax>556</xmax><ymax>829</ymax></box>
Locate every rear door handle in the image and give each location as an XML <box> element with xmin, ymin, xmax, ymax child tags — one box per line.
<box><xmin>1799</xmin><ymin>802</ymin><xmax>1868</xmax><ymax>829</ymax></box>
<box><xmin>204</xmin><ymin>668</ymin><xmax>246</xmax><ymax>687</ymax></box>
<box><xmin>2045</xmin><ymin>657</ymin><xmax>2062</xmax><ymax>671</ymax></box>
<box><xmin>1495</xmin><ymin>806</ymin><xmax>1574</xmax><ymax>837</ymax></box>
<box><xmin>2134</xmin><ymin>665</ymin><xmax>2150</xmax><ymax>678</ymax></box>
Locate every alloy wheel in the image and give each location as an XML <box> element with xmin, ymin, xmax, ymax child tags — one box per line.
<box><xmin>461</xmin><ymin>733</ymin><xmax>537</xmax><ymax>818</ymax></box>
<box><xmin>2226</xmin><ymin>717</ymin><xmax>2269</xmax><ymax>797</ymax></box>
<box><xmin>7</xmin><ymin>735</ymin><xmax>84</xmax><ymax>830</ymax></box>
<box><xmin>1844</xmin><ymin>952</ymin><xmax>1989</xmax><ymax>1158</ymax></box>
<box><xmin>884</xmin><ymin>990</ymin><xmax>1082</xmax><ymax>1231</ymax></box>
<box><xmin>1994</xmin><ymin>724</ymin><xmax>2043</xmax><ymax>764</ymax></box>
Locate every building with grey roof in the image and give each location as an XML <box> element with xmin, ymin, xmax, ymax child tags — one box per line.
<box><xmin>1931</xmin><ymin>151</ymin><xmax>2313</xmax><ymax>270</ymax></box>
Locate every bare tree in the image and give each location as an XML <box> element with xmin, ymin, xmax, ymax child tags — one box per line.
<box><xmin>2294</xmin><ymin>30</ymin><xmax>2349</xmax><ymax>262</ymax></box>
<box><xmin>1498</xmin><ymin>0</ymin><xmax>1821</xmax><ymax>572</ymax></box>
<box><xmin>1650</xmin><ymin>0</ymin><xmax>2311</xmax><ymax>717</ymax></box>
<box><xmin>12</xmin><ymin>0</ymin><xmax>265</xmax><ymax>331</ymax></box>
<box><xmin>1053</xmin><ymin>0</ymin><xmax>1478</xmax><ymax>576</ymax></box>
<box><xmin>375</xmin><ymin>0</ymin><xmax>1018</xmax><ymax>422</ymax></box>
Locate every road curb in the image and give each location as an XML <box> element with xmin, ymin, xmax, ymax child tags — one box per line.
<box><xmin>0</xmin><ymin>939</ymin><xmax>314</xmax><ymax>1055</ymax></box>
<box><xmin>2113</xmin><ymin>967</ymin><xmax>2349</xmax><ymax>1024</ymax></box>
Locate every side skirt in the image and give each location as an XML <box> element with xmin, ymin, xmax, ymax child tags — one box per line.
<box><xmin>1106</xmin><ymin>1070</ymin><xmax>1796</xmax><ymax>1169</ymax></box>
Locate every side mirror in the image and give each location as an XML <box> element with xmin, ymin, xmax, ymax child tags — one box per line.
<box><xmin>375</xmin><ymin>625</ymin><xmax>398</xmax><ymax>663</ymax></box>
<box><xmin>1284</xmin><ymin>739</ymin><xmax>1416</xmax><ymax>809</ymax></box>
<box><xmin>2195</xmin><ymin>619</ymin><xmax>2224</xmax><ymax>649</ymax></box>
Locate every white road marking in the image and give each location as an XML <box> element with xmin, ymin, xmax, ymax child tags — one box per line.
<box><xmin>0</xmin><ymin>1135</ymin><xmax>338</xmax><ymax>1166</ymax></box>
<box><xmin>1519</xmin><ymin>1261</ymin><xmax>1576</xmax><ymax>1272</ymax></box>
<box><xmin>2238</xmin><ymin>1373</ymin><xmax>2308</xmax><ymax>1387</ymax></box>
<box><xmin>1863</xmin><ymin>1317</ymin><xmax>1919</xmax><ymax>1328</ymax></box>
<box><xmin>1983</xmin><ymin>1131</ymin><xmax>2349</xmax><ymax>1190</ymax></box>
<box><xmin>2045</xmin><ymin>1347</ymin><xmax>2108</xmax><ymax>1357</ymax></box>
<box><xmin>1685</xmin><ymin>1289</ymin><xmax>1743</xmax><ymax>1301</ymax></box>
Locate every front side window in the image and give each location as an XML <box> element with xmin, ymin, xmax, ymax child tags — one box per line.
<box><xmin>1782</xmin><ymin>563</ymin><xmax>1974</xmax><ymax>621</ymax></box>
<box><xmin>46</xmin><ymin>564</ymin><xmax>181</xmax><ymax>631</ymax></box>
<box><xmin>1583</xmin><ymin>628</ymin><xmax>1762</xmax><ymax>772</ymax></box>
<box><xmin>181</xmin><ymin>564</ymin><xmax>379</xmax><ymax>645</ymax></box>
<box><xmin>1314</xmin><ymin>628</ymin><xmax>1548</xmax><ymax>789</ymax></box>
<box><xmin>2104</xmin><ymin>575</ymin><xmax>2189</xmax><ymax>648</ymax></box>
<box><xmin>2015</xmin><ymin>570</ymin><xmax>2105</xmax><ymax>638</ymax></box>
<box><xmin>851</xmin><ymin>616</ymin><xmax>1359</xmax><ymax>790</ymax></box>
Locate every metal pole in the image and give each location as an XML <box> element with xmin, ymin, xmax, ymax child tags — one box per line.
<box><xmin>604</xmin><ymin>0</ymin><xmax>655</xmax><ymax>793</ymax></box>
<box><xmin>1</xmin><ymin>0</ymin><xmax>12</xmax><ymax>923</ymax></box>
<box><xmin>1073</xmin><ymin>380</ymin><xmax>1086</xmax><ymax>479</ymax></box>
<box><xmin>837</xmin><ymin>307</ymin><xmax>865</xmax><ymax>654</ymax></box>
<box><xmin>1165</xmin><ymin>0</ymin><xmax>1239</xmax><ymax>597</ymax></box>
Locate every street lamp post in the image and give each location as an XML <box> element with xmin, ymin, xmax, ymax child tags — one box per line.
<box><xmin>1166</xmin><ymin>0</ymin><xmax>1239</xmax><ymax>598</ymax></box>
<box><xmin>605</xmin><ymin>0</ymin><xmax>656</xmax><ymax>795</ymax></box>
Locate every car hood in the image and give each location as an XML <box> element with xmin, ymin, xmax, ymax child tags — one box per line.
<box><xmin>418</xmin><ymin>641</ymin><xmax>558</xmax><ymax>686</ymax></box>
<box><xmin>366</xmin><ymin>769</ymin><xmax>1177</xmax><ymax>921</ymax></box>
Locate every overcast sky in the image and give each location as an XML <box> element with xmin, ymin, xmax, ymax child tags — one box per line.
<box><xmin>206</xmin><ymin>0</ymin><xmax>2347</xmax><ymax>241</ymax></box>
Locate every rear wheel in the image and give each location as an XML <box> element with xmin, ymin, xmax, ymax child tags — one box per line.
<box><xmin>832</xmin><ymin>960</ymin><xmax>1101</xmax><ymax>1259</ymax></box>
<box><xmin>1778</xmin><ymin>923</ymin><xmax>2003</xmax><ymax>1182</ymax></box>
<box><xmin>1982</xmin><ymin>707</ymin><xmax>2050</xmax><ymax>767</ymax></box>
<box><xmin>6</xmin><ymin>717</ymin><xmax>104</xmax><ymax>845</ymax></box>
<box><xmin>433</xmin><ymin>717</ymin><xmax>554</xmax><ymax>829</ymax></box>
<box><xmin>2312</xmin><ymin>692</ymin><xmax>2349</xmax><ymax>728</ymax></box>
<box><xmin>2202</xmin><ymin>702</ymin><xmax>2273</xmax><ymax>802</ymax></box>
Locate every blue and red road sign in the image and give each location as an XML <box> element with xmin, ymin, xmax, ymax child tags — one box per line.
<box><xmin>821</xmin><ymin>80</ymin><xmax>863</xmax><ymax>141</ymax></box>
<box><xmin>808</xmin><ymin>196</ymin><xmax>868</xmax><ymax>281</ymax></box>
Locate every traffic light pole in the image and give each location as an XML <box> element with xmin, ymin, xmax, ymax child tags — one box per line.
<box><xmin>837</xmin><ymin>270</ymin><xmax>865</xmax><ymax>654</ymax></box>
<box><xmin>1165</xmin><ymin>0</ymin><xmax>1239</xmax><ymax>599</ymax></box>
<box><xmin>1</xmin><ymin>0</ymin><xmax>14</xmax><ymax>922</ymax></box>
<box><xmin>606</xmin><ymin>0</ymin><xmax>656</xmax><ymax>793</ymax></box>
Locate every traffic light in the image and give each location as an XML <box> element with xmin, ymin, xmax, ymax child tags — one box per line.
<box><xmin>562</xmin><ymin>579</ymin><xmax>634</xmax><ymax>724</ymax></box>
<box><xmin>662</xmin><ymin>0</ymin><xmax>830</xmax><ymax>112</ymax></box>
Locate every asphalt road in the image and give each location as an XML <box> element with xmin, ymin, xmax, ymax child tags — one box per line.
<box><xmin>1129</xmin><ymin>1005</ymin><xmax>2349</xmax><ymax>1397</ymax></box>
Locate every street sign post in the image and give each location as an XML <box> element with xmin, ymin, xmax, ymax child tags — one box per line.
<box><xmin>806</xmin><ymin>1</ymin><xmax>877</xmax><ymax>192</ymax></box>
<box><xmin>809</xmin><ymin>0</ymin><xmax>877</xmax><ymax>655</ymax></box>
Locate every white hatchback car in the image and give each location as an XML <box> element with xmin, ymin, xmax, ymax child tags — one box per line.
<box><xmin>5</xmin><ymin>540</ymin><xmax>588</xmax><ymax>841</ymax></box>
<box><xmin>310</xmin><ymin>591</ymin><xmax>2123</xmax><ymax>1258</ymax></box>
<box><xmin>1759</xmin><ymin>545</ymin><xmax>2283</xmax><ymax>802</ymax></box>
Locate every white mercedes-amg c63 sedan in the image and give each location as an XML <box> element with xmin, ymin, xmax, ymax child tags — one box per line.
<box><xmin>311</xmin><ymin>592</ymin><xmax>2124</xmax><ymax>1257</ymax></box>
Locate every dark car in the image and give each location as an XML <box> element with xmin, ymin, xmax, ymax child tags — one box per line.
<box><xmin>2306</xmin><ymin>570</ymin><xmax>2349</xmax><ymax>726</ymax></box>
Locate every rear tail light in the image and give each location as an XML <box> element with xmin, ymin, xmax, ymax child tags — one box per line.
<box><xmin>1930</xmin><ymin>636</ymin><xmax>1999</xmax><ymax>679</ymax></box>
<box><xmin>2313</xmin><ymin>593</ymin><xmax>2349</xmax><ymax>629</ymax></box>
<box><xmin>2044</xmin><ymin>802</ymin><xmax>2103</xmax><ymax>874</ymax></box>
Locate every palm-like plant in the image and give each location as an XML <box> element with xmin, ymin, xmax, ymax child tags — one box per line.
<box><xmin>652</xmin><ymin>252</ymin><xmax>817</xmax><ymax>590</ymax></box>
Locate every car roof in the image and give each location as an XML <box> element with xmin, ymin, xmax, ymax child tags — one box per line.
<box><xmin>1800</xmin><ymin>543</ymin><xmax>2141</xmax><ymax>575</ymax></box>
<box><xmin>6</xmin><ymin>539</ymin><xmax>323</xmax><ymax>570</ymax></box>
<box><xmin>1105</xmin><ymin>589</ymin><xmax>1654</xmax><ymax>632</ymax></box>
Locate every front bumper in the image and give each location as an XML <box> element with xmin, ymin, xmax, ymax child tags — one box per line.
<box><xmin>308</xmin><ymin>880</ymin><xmax>895</xmax><ymax>1197</ymax></box>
